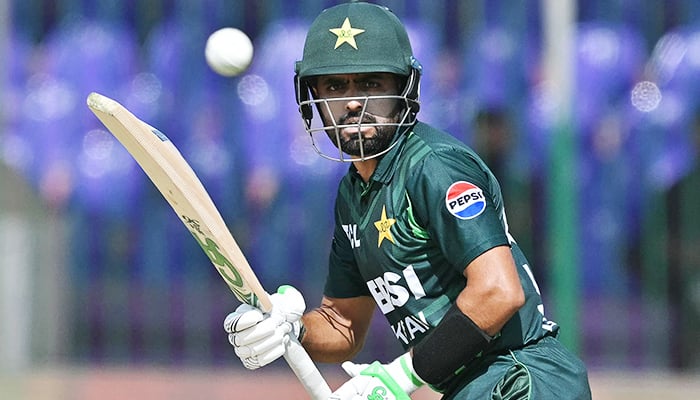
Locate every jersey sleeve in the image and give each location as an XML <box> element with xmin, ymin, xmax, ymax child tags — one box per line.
<box><xmin>407</xmin><ymin>148</ymin><xmax>510</xmax><ymax>273</ymax></box>
<box><xmin>323</xmin><ymin>195</ymin><xmax>371</xmax><ymax>298</ymax></box>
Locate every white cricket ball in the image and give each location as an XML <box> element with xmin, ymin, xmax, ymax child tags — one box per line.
<box><xmin>205</xmin><ymin>27</ymin><xmax>254</xmax><ymax>77</ymax></box>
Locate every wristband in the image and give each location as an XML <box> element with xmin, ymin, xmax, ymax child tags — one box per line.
<box><xmin>412</xmin><ymin>303</ymin><xmax>493</xmax><ymax>386</ymax></box>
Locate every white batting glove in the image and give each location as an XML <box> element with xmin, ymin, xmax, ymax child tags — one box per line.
<box><xmin>329</xmin><ymin>352</ymin><xmax>425</xmax><ymax>400</ymax></box>
<box><xmin>223</xmin><ymin>285</ymin><xmax>305</xmax><ymax>370</ymax></box>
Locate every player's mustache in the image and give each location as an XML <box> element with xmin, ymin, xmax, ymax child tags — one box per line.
<box><xmin>339</xmin><ymin>112</ymin><xmax>377</xmax><ymax>126</ymax></box>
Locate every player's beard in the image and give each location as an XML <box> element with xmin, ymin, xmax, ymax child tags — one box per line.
<box><xmin>329</xmin><ymin>111</ymin><xmax>400</xmax><ymax>158</ymax></box>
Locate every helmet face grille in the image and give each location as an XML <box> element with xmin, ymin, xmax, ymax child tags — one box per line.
<box><xmin>296</xmin><ymin>2</ymin><xmax>415</xmax><ymax>78</ymax></box>
<box><xmin>299</xmin><ymin>94</ymin><xmax>419</xmax><ymax>162</ymax></box>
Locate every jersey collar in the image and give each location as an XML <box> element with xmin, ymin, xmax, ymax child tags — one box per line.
<box><xmin>360</xmin><ymin>124</ymin><xmax>415</xmax><ymax>185</ymax></box>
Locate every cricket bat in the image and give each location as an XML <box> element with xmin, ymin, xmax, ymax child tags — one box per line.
<box><xmin>86</xmin><ymin>92</ymin><xmax>331</xmax><ymax>400</ymax></box>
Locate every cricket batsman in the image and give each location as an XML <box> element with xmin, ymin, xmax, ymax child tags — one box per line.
<box><xmin>224</xmin><ymin>2</ymin><xmax>592</xmax><ymax>399</ymax></box>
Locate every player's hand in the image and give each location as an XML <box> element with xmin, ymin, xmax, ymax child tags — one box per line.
<box><xmin>329</xmin><ymin>353</ymin><xmax>424</xmax><ymax>400</ymax></box>
<box><xmin>223</xmin><ymin>285</ymin><xmax>305</xmax><ymax>370</ymax></box>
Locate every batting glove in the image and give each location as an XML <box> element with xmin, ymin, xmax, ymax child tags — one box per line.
<box><xmin>329</xmin><ymin>352</ymin><xmax>425</xmax><ymax>400</ymax></box>
<box><xmin>223</xmin><ymin>285</ymin><xmax>305</xmax><ymax>370</ymax></box>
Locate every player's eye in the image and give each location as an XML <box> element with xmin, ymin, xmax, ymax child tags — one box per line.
<box><xmin>327</xmin><ymin>83</ymin><xmax>343</xmax><ymax>92</ymax></box>
<box><xmin>318</xmin><ymin>80</ymin><xmax>346</xmax><ymax>96</ymax></box>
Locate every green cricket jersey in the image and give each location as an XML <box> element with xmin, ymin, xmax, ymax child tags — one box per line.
<box><xmin>325</xmin><ymin>121</ymin><xmax>558</xmax><ymax>354</ymax></box>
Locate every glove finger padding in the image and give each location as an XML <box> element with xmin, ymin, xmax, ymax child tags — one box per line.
<box><xmin>234</xmin><ymin>336</ymin><xmax>287</xmax><ymax>366</ymax></box>
<box><xmin>223</xmin><ymin>304</ymin><xmax>263</xmax><ymax>333</ymax></box>
<box><xmin>239</xmin><ymin>346</ymin><xmax>286</xmax><ymax>371</ymax></box>
<box><xmin>230</xmin><ymin>314</ymin><xmax>290</xmax><ymax>346</ymax></box>
<box><xmin>232</xmin><ymin>318</ymin><xmax>289</xmax><ymax>356</ymax></box>
<box><xmin>342</xmin><ymin>361</ymin><xmax>369</xmax><ymax>377</ymax></box>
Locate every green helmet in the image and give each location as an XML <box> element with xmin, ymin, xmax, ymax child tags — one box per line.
<box><xmin>295</xmin><ymin>1</ymin><xmax>419</xmax><ymax>77</ymax></box>
<box><xmin>294</xmin><ymin>1</ymin><xmax>422</xmax><ymax>162</ymax></box>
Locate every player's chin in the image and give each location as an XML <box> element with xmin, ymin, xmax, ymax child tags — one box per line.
<box><xmin>341</xmin><ymin>139</ymin><xmax>385</xmax><ymax>158</ymax></box>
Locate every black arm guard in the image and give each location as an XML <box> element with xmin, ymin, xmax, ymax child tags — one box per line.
<box><xmin>412</xmin><ymin>303</ymin><xmax>493</xmax><ymax>386</ymax></box>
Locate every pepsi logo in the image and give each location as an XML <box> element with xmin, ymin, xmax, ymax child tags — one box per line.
<box><xmin>445</xmin><ymin>181</ymin><xmax>486</xmax><ymax>219</ymax></box>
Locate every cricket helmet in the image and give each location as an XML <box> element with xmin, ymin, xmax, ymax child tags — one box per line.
<box><xmin>294</xmin><ymin>1</ymin><xmax>422</xmax><ymax>162</ymax></box>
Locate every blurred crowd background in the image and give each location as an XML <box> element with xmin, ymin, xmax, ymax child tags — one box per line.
<box><xmin>1</xmin><ymin>0</ymin><xmax>700</xmax><ymax>385</ymax></box>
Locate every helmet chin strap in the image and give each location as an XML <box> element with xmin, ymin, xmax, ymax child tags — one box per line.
<box><xmin>401</xmin><ymin>64</ymin><xmax>422</xmax><ymax>115</ymax></box>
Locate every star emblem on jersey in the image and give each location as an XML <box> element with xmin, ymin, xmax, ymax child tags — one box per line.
<box><xmin>374</xmin><ymin>205</ymin><xmax>396</xmax><ymax>247</ymax></box>
<box><xmin>329</xmin><ymin>17</ymin><xmax>365</xmax><ymax>49</ymax></box>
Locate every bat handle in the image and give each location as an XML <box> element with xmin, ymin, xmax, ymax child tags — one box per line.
<box><xmin>283</xmin><ymin>337</ymin><xmax>332</xmax><ymax>400</ymax></box>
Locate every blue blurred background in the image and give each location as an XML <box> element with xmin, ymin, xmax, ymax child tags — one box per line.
<box><xmin>1</xmin><ymin>0</ymin><xmax>700</xmax><ymax>394</ymax></box>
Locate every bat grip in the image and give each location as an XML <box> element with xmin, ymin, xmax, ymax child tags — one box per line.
<box><xmin>284</xmin><ymin>337</ymin><xmax>332</xmax><ymax>400</ymax></box>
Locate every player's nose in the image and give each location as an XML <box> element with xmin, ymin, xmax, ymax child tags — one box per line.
<box><xmin>345</xmin><ymin>99</ymin><xmax>364</xmax><ymax>112</ymax></box>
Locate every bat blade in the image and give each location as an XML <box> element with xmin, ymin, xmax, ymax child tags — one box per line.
<box><xmin>87</xmin><ymin>92</ymin><xmax>270</xmax><ymax>311</ymax></box>
<box><xmin>86</xmin><ymin>92</ymin><xmax>331</xmax><ymax>399</ymax></box>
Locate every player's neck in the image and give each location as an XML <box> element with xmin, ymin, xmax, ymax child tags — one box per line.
<box><xmin>353</xmin><ymin>159</ymin><xmax>378</xmax><ymax>183</ymax></box>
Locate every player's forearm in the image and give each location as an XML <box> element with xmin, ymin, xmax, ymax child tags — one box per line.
<box><xmin>458</xmin><ymin>246</ymin><xmax>526</xmax><ymax>336</ymax></box>
<box><xmin>456</xmin><ymin>246</ymin><xmax>525</xmax><ymax>336</ymax></box>
<box><xmin>456</xmin><ymin>282</ymin><xmax>524</xmax><ymax>336</ymax></box>
<box><xmin>300</xmin><ymin>305</ymin><xmax>366</xmax><ymax>362</ymax></box>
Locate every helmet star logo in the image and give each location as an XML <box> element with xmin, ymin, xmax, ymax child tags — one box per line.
<box><xmin>329</xmin><ymin>17</ymin><xmax>365</xmax><ymax>49</ymax></box>
<box><xmin>374</xmin><ymin>205</ymin><xmax>396</xmax><ymax>247</ymax></box>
